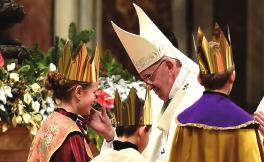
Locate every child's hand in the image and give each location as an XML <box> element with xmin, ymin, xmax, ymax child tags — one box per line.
<box><xmin>86</xmin><ymin>107</ymin><xmax>115</xmax><ymax>142</ymax></box>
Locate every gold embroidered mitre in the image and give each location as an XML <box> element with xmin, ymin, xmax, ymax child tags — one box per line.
<box><xmin>57</xmin><ymin>41</ymin><xmax>100</xmax><ymax>82</ymax></box>
<box><xmin>114</xmin><ymin>88</ymin><xmax>152</xmax><ymax>126</ymax></box>
<box><xmin>111</xmin><ymin>3</ymin><xmax>198</xmax><ymax>73</ymax></box>
<box><xmin>197</xmin><ymin>23</ymin><xmax>234</xmax><ymax>75</ymax></box>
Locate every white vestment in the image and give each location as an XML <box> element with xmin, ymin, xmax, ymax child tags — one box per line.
<box><xmin>91</xmin><ymin>148</ymin><xmax>147</xmax><ymax>162</ymax></box>
<box><xmin>144</xmin><ymin>70</ymin><xmax>204</xmax><ymax>162</ymax></box>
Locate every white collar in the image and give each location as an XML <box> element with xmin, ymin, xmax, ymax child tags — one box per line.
<box><xmin>168</xmin><ymin>67</ymin><xmax>189</xmax><ymax>99</ymax></box>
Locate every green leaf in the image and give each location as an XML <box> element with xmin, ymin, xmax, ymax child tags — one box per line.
<box><xmin>17</xmin><ymin>65</ymin><xmax>31</xmax><ymax>73</ymax></box>
<box><xmin>0</xmin><ymin>68</ymin><xmax>8</xmax><ymax>79</ymax></box>
<box><xmin>100</xmin><ymin>49</ymin><xmax>134</xmax><ymax>80</ymax></box>
<box><xmin>36</xmin><ymin>63</ymin><xmax>47</xmax><ymax>71</ymax></box>
<box><xmin>76</xmin><ymin>29</ymin><xmax>95</xmax><ymax>43</ymax></box>
<box><xmin>68</xmin><ymin>22</ymin><xmax>77</xmax><ymax>42</ymax></box>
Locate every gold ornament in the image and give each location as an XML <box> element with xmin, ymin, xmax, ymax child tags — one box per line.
<box><xmin>196</xmin><ymin>23</ymin><xmax>234</xmax><ymax>75</ymax></box>
<box><xmin>114</xmin><ymin>88</ymin><xmax>152</xmax><ymax>126</ymax></box>
<box><xmin>57</xmin><ymin>42</ymin><xmax>100</xmax><ymax>82</ymax></box>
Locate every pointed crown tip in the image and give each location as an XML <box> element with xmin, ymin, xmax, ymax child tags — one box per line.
<box><xmin>114</xmin><ymin>87</ymin><xmax>152</xmax><ymax>126</ymax></box>
<box><xmin>196</xmin><ymin>23</ymin><xmax>234</xmax><ymax>75</ymax></box>
<box><xmin>57</xmin><ymin>42</ymin><xmax>100</xmax><ymax>83</ymax></box>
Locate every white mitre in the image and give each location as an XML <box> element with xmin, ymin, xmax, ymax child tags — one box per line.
<box><xmin>111</xmin><ymin>3</ymin><xmax>199</xmax><ymax>73</ymax></box>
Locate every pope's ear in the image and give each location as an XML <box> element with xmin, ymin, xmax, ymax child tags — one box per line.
<box><xmin>164</xmin><ymin>59</ymin><xmax>174</xmax><ymax>70</ymax></box>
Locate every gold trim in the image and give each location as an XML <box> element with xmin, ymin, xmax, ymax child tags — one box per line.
<box><xmin>47</xmin><ymin>112</ymin><xmax>81</xmax><ymax>161</ymax></box>
<box><xmin>48</xmin><ymin>128</ymin><xmax>80</xmax><ymax>162</ymax></box>
<box><xmin>176</xmin><ymin>118</ymin><xmax>259</xmax><ymax>130</ymax></box>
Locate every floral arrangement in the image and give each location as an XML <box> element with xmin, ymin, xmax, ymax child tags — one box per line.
<box><xmin>0</xmin><ymin>49</ymin><xmax>55</xmax><ymax>135</ymax></box>
<box><xmin>99</xmin><ymin>75</ymin><xmax>145</xmax><ymax>101</ymax></box>
<box><xmin>0</xmin><ymin>22</ymin><xmax>96</xmax><ymax>135</ymax></box>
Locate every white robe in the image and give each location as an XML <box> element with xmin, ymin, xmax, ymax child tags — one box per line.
<box><xmin>144</xmin><ymin>70</ymin><xmax>204</xmax><ymax>162</ymax></box>
<box><xmin>91</xmin><ymin>148</ymin><xmax>148</xmax><ymax>162</ymax></box>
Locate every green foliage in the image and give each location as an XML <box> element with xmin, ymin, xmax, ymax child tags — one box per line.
<box><xmin>0</xmin><ymin>68</ymin><xmax>8</xmax><ymax>79</ymax></box>
<box><xmin>87</xmin><ymin>127</ymin><xmax>104</xmax><ymax>150</ymax></box>
<box><xmin>46</xmin><ymin>22</ymin><xmax>134</xmax><ymax>82</ymax></box>
<box><xmin>0</xmin><ymin>60</ymin><xmax>49</xmax><ymax>135</ymax></box>
<box><xmin>101</xmin><ymin>49</ymin><xmax>134</xmax><ymax>81</ymax></box>
<box><xmin>46</xmin><ymin>22</ymin><xmax>95</xmax><ymax>65</ymax></box>
<box><xmin>46</xmin><ymin>37</ymin><xmax>65</xmax><ymax>66</ymax></box>
<box><xmin>19</xmin><ymin>44</ymin><xmax>49</xmax><ymax>83</ymax></box>
<box><xmin>68</xmin><ymin>22</ymin><xmax>95</xmax><ymax>56</ymax></box>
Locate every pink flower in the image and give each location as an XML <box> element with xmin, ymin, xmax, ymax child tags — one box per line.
<box><xmin>96</xmin><ymin>90</ymin><xmax>114</xmax><ymax>108</ymax></box>
<box><xmin>0</xmin><ymin>52</ymin><xmax>4</xmax><ymax>67</ymax></box>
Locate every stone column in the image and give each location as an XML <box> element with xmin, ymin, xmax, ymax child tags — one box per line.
<box><xmin>79</xmin><ymin>0</ymin><xmax>102</xmax><ymax>48</ymax></box>
<box><xmin>55</xmin><ymin>0</ymin><xmax>101</xmax><ymax>47</ymax></box>
<box><xmin>54</xmin><ymin>0</ymin><xmax>78</xmax><ymax>39</ymax></box>
<box><xmin>93</xmin><ymin>0</ymin><xmax>102</xmax><ymax>47</ymax></box>
<box><xmin>193</xmin><ymin>0</ymin><xmax>213</xmax><ymax>38</ymax></box>
<box><xmin>192</xmin><ymin>0</ymin><xmax>213</xmax><ymax>60</ymax></box>
<box><xmin>172</xmin><ymin>0</ymin><xmax>213</xmax><ymax>60</ymax></box>
<box><xmin>246</xmin><ymin>0</ymin><xmax>264</xmax><ymax>109</ymax></box>
<box><xmin>172</xmin><ymin>0</ymin><xmax>188</xmax><ymax>54</ymax></box>
<box><xmin>79</xmin><ymin>0</ymin><xmax>93</xmax><ymax>31</ymax></box>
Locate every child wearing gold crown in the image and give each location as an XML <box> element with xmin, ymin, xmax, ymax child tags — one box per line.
<box><xmin>169</xmin><ymin>23</ymin><xmax>264</xmax><ymax>162</ymax></box>
<box><xmin>91</xmin><ymin>88</ymin><xmax>152</xmax><ymax>162</ymax></box>
<box><xmin>27</xmin><ymin>43</ymin><xmax>115</xmax><ymax>162</ymax></box>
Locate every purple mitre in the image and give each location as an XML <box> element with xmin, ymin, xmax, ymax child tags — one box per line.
<box><xmin>178</xmin><ymin>91</ymin><xmax>254</xmax><ymax>127</ymax></box>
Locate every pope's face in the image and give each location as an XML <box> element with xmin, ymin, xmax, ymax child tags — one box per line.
<box><xmin>140</xmin><ymin>58</ymin><xmax>179</xmax><ymax>101</ymax></box>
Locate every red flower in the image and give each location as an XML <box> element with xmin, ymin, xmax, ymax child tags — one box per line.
<box><xmin>0</xmin><ymin>52</ymin><xmax>4</xmax><ymax>67</ymax></box>
<box><xmin>96</xmin><ymin>90</ymin><xmax>114</xmax><ymax>108</ymax></box>
<box><xmin>99</xmin><ymin>63</ymin><xmax>108</xmax><ymax>76</ymax></box>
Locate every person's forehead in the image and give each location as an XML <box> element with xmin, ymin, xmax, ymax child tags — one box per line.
<box><xmin>140</xmin><ymin>64</ymin><xmax>155</xmax><ymax>75</ymax></box>
<box><xmin>140</xmin><ymin>60</ymin><xmax>161</xmax><ymax>75</ymax></box>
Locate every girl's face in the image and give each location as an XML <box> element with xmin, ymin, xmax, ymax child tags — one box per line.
<box><xmin>76</xmin><ymin>82</ymin><xmax>98</xmax><ymax>115</ymax></box>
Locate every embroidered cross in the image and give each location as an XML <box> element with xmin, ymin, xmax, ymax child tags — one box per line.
<box><xmin>161</xmin><ymin>148</ymin><xmax>165</xmax><ymax>154</ymax></box>
<box><xmin>183</xmin><ymin>83</ymin><xmax>189</xmax><ymax>90</ymax></box>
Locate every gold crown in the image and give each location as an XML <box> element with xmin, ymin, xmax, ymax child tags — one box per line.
<box><xmin>196</xmin><ymin>23</ymin><xmax>234</xmax><ymax>75</ymax></box>
<box><xmin>114</xmin><ymin>88</ymin><xmax>152</xmax><ymax>126</ymax></box>
<box><xmin>57</xmin><ymin>41</ymin><xmax>100</xmax><ymax>82</ymax></box>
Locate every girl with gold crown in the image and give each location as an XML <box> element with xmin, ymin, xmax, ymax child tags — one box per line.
<box><xmin>91</xmin><ymin>88</ymin><xmax>152</xmax><ymax>162</ymax></box>
<box><xmin>169</xmin><ymin>23</ymin><xmax>264</xmax><ymax>162</ymax></box>
<box><xmin>27</xmin><ymin>42</ymin><xmax>115</xmax><ymax>162</ymax></box>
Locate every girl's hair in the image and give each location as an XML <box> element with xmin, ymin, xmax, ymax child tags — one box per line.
<box><xmin>44</xmin><ymin>71</ymin><xmax>92</xmax><ymax>101</ymax></box>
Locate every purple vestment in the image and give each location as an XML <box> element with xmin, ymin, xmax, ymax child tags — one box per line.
<box><xmin>178</xmin><ymin>91</ymin><xmax>254</xmax><ymax>127</ymax></box>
